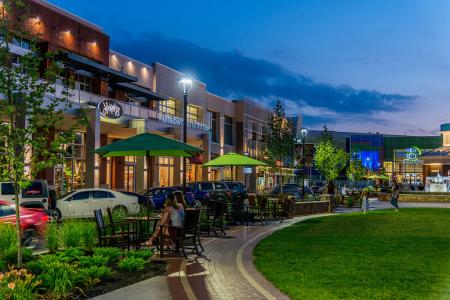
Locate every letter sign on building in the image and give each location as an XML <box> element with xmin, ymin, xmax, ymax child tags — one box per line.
<box><xmin>98</xmin><ymin>100</ymin><xmax>123</xmax><ymax>119</ymax></box>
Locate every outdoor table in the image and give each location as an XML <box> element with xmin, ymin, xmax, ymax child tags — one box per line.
<box><xmin>124</xmin><ymin>216</ymin><xmax>162</xmax><ymax>249</ymax></box>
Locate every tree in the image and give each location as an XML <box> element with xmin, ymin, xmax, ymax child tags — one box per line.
<box><xmin>0</xmin><ymin>0</ymin><xmax>86</xmax><ymax>266</ymax></box>
<box><xmin>347</xmin><ymin>154</ymin><xmax>365</xmax><ymax>188</ymax></box>
<box><xmin>263</xmin><ymin>100</ymin><xmax>294</xmax><ymax>194</ymax></box>
<box><xmin>314</xmin><ymin>134</ymin><xmax>348</xmax><ymax>183</ymax></box>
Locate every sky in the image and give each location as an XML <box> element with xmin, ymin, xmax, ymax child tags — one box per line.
<box><xmin>48</xmin><ymin>0</ymin><xmax>450</xmax><ymax>135</ymax></box>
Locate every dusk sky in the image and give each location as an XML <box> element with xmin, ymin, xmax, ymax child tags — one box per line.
<box><xmin>49</xmin><ymin>0</ymin><xmax>450</xmax><ymax>135</ymax></box>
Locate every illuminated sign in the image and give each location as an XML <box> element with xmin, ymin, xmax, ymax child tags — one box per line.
<box><xmin>157</xmin><ymin>112</ymin><xmax>209</xmax><ymax>131</ymax></box>
<box><xmin>244</xmin><ymin>167</ymin><xmax>252</xmax><ymax>174</ymax></box>
<box><xmin>98</xmin><ymin>100</ymin><xmax>123</xmax><ymax>119</ymax></box>
<box><xmin>402</xmin><ymin>146</ymin><xmax>423</xmax><ymax>164</ymax></box>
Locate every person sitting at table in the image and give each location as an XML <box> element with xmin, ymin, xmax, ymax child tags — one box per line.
<box><xmin>144</xmin><ymin>194</ymin><xmax>185</xmax><ymax>247</ymax></box>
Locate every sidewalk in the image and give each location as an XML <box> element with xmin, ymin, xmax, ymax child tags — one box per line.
<box><xmin>91</xmin><ymin>201</ymin><xmax>450</xmax><ymax>299</ymax></box>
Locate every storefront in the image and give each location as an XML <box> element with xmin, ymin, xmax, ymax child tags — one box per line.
<box><xmin>384</xmin><ymin>147</ymin><xmax>428</xmax><ymax>185</ymax></box>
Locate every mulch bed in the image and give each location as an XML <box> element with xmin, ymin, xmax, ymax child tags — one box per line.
<box><xmin>75</xmin><ymin>260</ymin><xmax>167</xmax><ymax>299</ymax></box>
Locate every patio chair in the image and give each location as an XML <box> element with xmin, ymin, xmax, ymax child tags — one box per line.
<box><xmin>159</xmin><ymin>208</ymin><xmax>202</xmax><ymax>258</ymax></box>
<box><xmin>94</xmin><ymin>209</ymin><xmax>131</xmax><ymax>250</ymax></box>
<box><xmin>106</xmin><ymin>207</ymin><xmax>138</xmax><ymax>247</ymax></box>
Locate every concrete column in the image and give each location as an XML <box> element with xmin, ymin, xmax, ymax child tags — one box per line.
<box><xmin>129</xmin><ymin>119</ymin><xmax>147</xmax><ymax>192</ymax></box>
<box><xmin>85</xmin><ymin>109</ymin><xmax>100</xmax><ymax>188</ymax></box>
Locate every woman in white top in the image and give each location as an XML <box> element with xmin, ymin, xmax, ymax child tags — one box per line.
<box><xmin>145</xmin><ymin>194</ymin><xmax>185</xmax><ymax>247</ymax></box>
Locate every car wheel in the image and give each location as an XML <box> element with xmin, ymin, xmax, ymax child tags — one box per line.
<box><xmin>51</xmin><ymin>208</ymin><xmax>62</xmax><ymax>222</ymax></box>
<box><xmin>113</xmin><ymin>205</ymin><xmax>128</xmax><ymax>216</ymax></box>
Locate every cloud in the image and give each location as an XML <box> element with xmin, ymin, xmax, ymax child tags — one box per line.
<box><xmin>111</xmin><ymin>33</ymin><xmax>416</xmax><ymax>121</ymax></box>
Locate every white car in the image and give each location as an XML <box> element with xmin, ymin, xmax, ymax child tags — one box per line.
<box><xmin>54</xmin><ymin>188</ymin><xmax>140</xmax><ymax>219</ymax></box>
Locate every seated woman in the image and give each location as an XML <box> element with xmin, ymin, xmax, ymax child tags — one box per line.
<box><xmin>144</xmin><ymin>194</ymin><xmax>185</xmax><ymax>247</ymax></box>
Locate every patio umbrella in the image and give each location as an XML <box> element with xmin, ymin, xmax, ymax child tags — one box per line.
<box><xmin>202</xmin><ymin>152</ymin><xmax>267</xmax><ymax>180</ymax></box>
<box><xmin>95</xmin><ymin>132</ymin><xmax>203</xmax><ymax>215</ymax></box>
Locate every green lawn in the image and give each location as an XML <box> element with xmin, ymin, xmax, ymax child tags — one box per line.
<box><xmin>254</xmin><ymin>209</ymin><xmax>450</xmax><ymax>300</ymax></box>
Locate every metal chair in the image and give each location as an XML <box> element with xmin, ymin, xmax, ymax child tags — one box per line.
<box><xmin>94</xmin><ymin>209</ymin><xmax>131</xmax><ymax>250</ymax></box>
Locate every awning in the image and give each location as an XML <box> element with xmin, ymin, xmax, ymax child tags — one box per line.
<box><xmin>115</xmin><ymin>82</ymin><xmax>168</xmax><ymax>101</ymax></box>
<box><xmin>62</xmin><ymin>53</ymin><xmax>138</xmax><ymax>83</ymax></box>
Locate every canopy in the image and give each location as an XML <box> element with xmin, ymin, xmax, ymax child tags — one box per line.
<box><xmin>202</xmin><ymin>152</ymin><xmax>267</xmax><ymax>167</ymax></box>
<box><xmin>95</xmin><ymin>132</ymin><xmax>203</xmax><ymax>158</ymax></box>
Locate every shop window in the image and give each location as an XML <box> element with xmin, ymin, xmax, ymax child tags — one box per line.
<box><xmin>159</xmin><ymin>157</ymin><xmax>174</xmax><ymax>187</ymax></box>
<box><xmin>76</xmin><ymin>75</ymin><xmax>92</xmax><ymax>93</ymax></box>
<box><xmin>159</xmin><ymin>99</ymin><xmax>176</xmax><ymax>115</ymax></box>
<box><xmin>224</xmin><ymin>116</ymin><xmax>233</xmax><ymax>146</ymax></box>
<box><xmin>187</xmin><ymin>105</ymin><xmax>200</xmax><ymax>122</ymax></box>
<box><xmin>12</xmin><ymin>35</ymin><xmax>30</xmax><ymax>50</ymax></box>
<box><xmin>208</xmin><ymin>111</ymin><xmax>219</xmax><ymax>143</ymax></box>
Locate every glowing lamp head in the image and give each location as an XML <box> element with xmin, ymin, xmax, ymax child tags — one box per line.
<box><xmin>179</xmin><ymin>77</ymin><xmax>193</xmax><ymax>95</ymax></box>
<box><xmin>300</xmin><ymin>127</ymin><xmax>308</xmax><ymax>138</ymax></box>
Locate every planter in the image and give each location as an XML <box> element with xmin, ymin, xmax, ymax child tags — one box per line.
<box><xmin>378</xmin><ymin>192</ymin><xmax>390</xmax><ymax>201</ymax></box>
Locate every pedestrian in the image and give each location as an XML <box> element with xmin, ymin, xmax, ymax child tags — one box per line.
<box><xmin>340</xmin><ymin>184</ymin><xmax>348</xmax><ymax>205</ymax></box>
<box><xmin>362</xmin><ymin>189</ymin><xmax>370</xmax><ymax>213</ymax></box>
<box><xmin>390</xmin><ymin>180</ymin><xmax>400</xmax><ymax>211</ymax></box>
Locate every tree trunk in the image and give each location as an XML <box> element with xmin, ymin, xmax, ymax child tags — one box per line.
<box><xmin>13</xmin><ymin>181</ymin><xmax>22</xmax><ymax>267</ymax></box>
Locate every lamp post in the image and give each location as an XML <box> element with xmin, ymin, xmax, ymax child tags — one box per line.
<box><xmin>300</xmin><ymin>127</ymin><xmax>308</xmax><ymax>198</ymax></box>
<box><xmin>179</xmin><ymin>77</ymin><xmax>193</xmax><ymax>193</ymax></box>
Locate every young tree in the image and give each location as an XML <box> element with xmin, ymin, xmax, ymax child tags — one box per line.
<box><xmin>314</xmin><ymin>130</ymin><xmax>348</xmax><ymax>184</ymax></box>
<box><xmin>347</xmin><ymin>154</ymin><xmax>365</xmax><ymax>188</ymax></box>
<box><xmin>0</xmin><ymin>0</ymin><xmax>86</xmax><ymax>266</ymax></box>
<box><xmin>263</xmin><ymin>100</ymin><xmax>294</xmax><ymax>194</ymax></box>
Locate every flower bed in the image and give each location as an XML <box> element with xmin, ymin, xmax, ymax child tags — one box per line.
<box><xmin>0</xmin><ymin>220</ymin><xmax>166</xmax><ymax>299</ymax></box>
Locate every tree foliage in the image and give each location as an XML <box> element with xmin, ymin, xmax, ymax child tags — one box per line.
<box><xmin>347</xmin><ymin>154</ymin><xmax>365</xmax><ymax>185</ymax></box>
<box><xmin>0</xmin><ymin>0</ymin><xmax>86</xmax><ymax>266</ymax></box>
<box><xmin>314</xmin><ymin>131</ymin><xmax>348</xmax><ymax>182</ymax></box>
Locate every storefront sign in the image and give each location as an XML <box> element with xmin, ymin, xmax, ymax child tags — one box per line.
<box><xmin>98</xmin><ymin>100</ymin><xmax>123</xmax><ymax>119</ymax></box>
<box><xmin>402</xmin><ymin>146</ymin><xmax>423</xmax><ymax>164</ymax></box>
<box><xmin>157</xmin><ymin>112</ymin><xmax>209</xmax><ymax>131</ymax></box>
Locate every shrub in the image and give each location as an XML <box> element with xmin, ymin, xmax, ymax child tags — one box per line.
<box><xmin>45</xmin><ymin>222</ymin><xmax>59</xmax><ymax>253</ymax></box>
<box><xmin>0</xmin><ymin>260</ymin><xmax>5</xmax><ymax>271</ymax></box>
<box><xmin>25</xmin><ymin>254</ymin><xmax>60</xmax><ymax>274</ymax></box>
<box><xmin>38</xmin><ymin>261</ymin><xmax>77</xmax><ymax>299</ymax></box>
<box><xmin>77</xmin><ymin>266</ymin><xmax>111</xmax><ymax>288</ymax></box>
<box><xmin>124</xmin><ymin>249</ymin><xmax>153</xmax><ymax>261</ymax></box>
<box><xmin>78</xmin><ymin>254</ymin><xmax>109</xmax><ymax>268</ymax></box>
<box><xmin>58</xmin><ymin>247</ymin><xmax>84</xmax><ymax>263</ymax></box>
<box><xmin>60</xmin><ymin>220</ymin><xmax>97</xmax><ymax>250</ymax></box>
<box><xmin>93</xmin><ymin>247</ymin><xmax>123</xmax><ymax>262</ymax></box>
<box><xmin>0</xmin><ymin>268</ymin><xmax>40</xmax><ymax>300</ymax></box>
<box><xmin>0</xmin><ymin>224</ymin><xmax>16</xmax><ymax>253</ymax></box>
<box><xmin>118</xmin><ymin>257</ymin><xmax>146</xmax><ymax>272</ymax></box>
<box><xmin>1</xmin><ymin>247</ymin><xmax>33</xmax><ymax>265</ymax></box>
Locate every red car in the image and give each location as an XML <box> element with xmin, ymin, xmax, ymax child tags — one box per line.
<box><xmin>0</xmin><ymin>200</ymin><xmax>49</xmax><ymax>247</ymax></box>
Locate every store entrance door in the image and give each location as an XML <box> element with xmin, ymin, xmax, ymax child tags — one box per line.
<box><xmin>124</xmin><ymin>164</ymin><xmax>135</xmax><ymax>192</ymax></box>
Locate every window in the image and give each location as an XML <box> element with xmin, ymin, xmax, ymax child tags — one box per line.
<box><xmin>187</xmin><ymin>105</ymin><xmax>200</xmax><ymax>122</ymax></box>
<box><xmin>76</xmin><ymin>75</ymin><xmax>92</xmax><ymax>93</ymax></box>
<box><xmin>0</xmin><ymin>204</ymin><xmax>15</xmax><ymax>217</ymax></box>
<box><xmin>209</xmin><ymin>111</ymin><xmax>219</xmax><ymax>143</ymax></box>
<box><xmin>92</xmin><ymin>191</ymin><xmax>114</xmax><ymax>199</ymax></box>
<box><xmin>224</xmin><ymin>116</ymin><xmax>233</xmax><ymax>145</ymax></box>
<box><xmin>12</xmin><ymin>35</ymin><xmax>30</xmax><ymax>50</ymax></box>
<box><xmin>1</xmin><ymin>183</ymin><xmax>14</xmax><ymax>195</ymax></box>
<box><xmin>252</xmin><ymin>122</ymin><xmax>257</xmax><ymax>141</ymax></box>
<box><xmin>22</xmin><ymin>182</ymin><xmax>45</xmax><ymax>198</ymax></box>
<box><xmin>200</xmin><ymin>183</ymin><xmax>214</xmax><ymax>191</ymax></box>
<box><xmin>71</xmin><ymin>191</ymin><xmax>90</xmax><ymax>201</ymax></box>
<box><xmin>214</xmin><ymin>182</ymin><xmax>227</xmax><ymax>189</ymax></box>
<box><xmin>159</xmin><ymin>99</ymin><xmax>176</xmax><ymax>115</ymax></box>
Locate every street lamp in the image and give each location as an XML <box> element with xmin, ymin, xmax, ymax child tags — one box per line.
<box><xmin>300</xmin><ymin>127</ymin><xmax>308</xmax><ymax>198</ymax></box>
<box><xmin>179</xmin><ymin>77</ymin><xmax>193</xmax><ymax>192</ymax></box>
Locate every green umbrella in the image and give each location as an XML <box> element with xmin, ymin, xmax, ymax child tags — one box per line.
<box><xmin>95</xmin><ymin>132</ymin><xmax>202</xmax><ymax>217</ymax></box>
<box><xmin>95</xmin><ymin>132</ymin><xmax>202</xmax><ymax>158</ymax></box>
<box><xmin>202</xmin><ymin>152</ymin><xmax>267</xmax><ymax>180</ymax></box>
<box><xmin>202</xmin><ymin>152</ymin><xmax>267</xmax><ymax>167</ymax></box>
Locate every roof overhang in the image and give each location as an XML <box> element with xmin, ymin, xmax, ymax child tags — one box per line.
<box><xmin>114</xmin><ymin>82</ymin><xmax>168</xmax><ymax>101</ymax></box>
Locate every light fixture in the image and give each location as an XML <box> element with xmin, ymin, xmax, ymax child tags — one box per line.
<box><xmin>179</xmin><ymin>77</ymin><xmax>193</xmax><ymax>95</ymax></box>
<box><xmin>300</xmin><ymin>127</ymin><xmax>308</xmax><ymax>138</ymax></box>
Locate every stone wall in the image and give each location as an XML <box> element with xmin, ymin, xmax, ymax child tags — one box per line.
<box><xmin>294</xmin><ymin>201</ymin><xmax>330</xmax><ymax>215</ymax></box>
<box><xmin>378</xmin><ymin>192</ymin><xmax>450</xmax><ymax>203</ymax></box>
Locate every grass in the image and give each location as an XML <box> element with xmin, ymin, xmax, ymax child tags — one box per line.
<box><xmin>254</xmin><ymin>208</ymin><xmax>450</xmax><ymax>300</ymax></box>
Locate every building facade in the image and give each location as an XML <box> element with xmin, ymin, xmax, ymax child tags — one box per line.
<box><xmin>10</xmin><ymin>0</ymin><xmax>273</xmax><ymax>194</ymax></box>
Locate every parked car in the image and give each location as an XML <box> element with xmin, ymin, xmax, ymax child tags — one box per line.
<box><xmin>311</xmin><ymin>182</ymin><xmax>326</xmax><ymax>194</ymax></box>
<box><xmin>120</xmin><ymin>191</ymin><xmax>154</xmax><ymax>209</ymax></box>
<box><xmin>187</xmin><ymin>181</ymin><xmax>231</xmax><ymax>202</ymax></box>
<box><xmin>221</xmin><ymin>181</ymin><xmax>248</xmax><ymax>200</ymax></box>
<box><xmin>269</xmin><ymin>184</ymin><xmax>302</xmax><ymax>200</ymax></box>
<box><xmin>0</xmin><ymin>180</ymin><xmax>51</xmax><ymax>210</ymax></box>
<box><xmin>54</xmin><ymin>188</ymin><xmax>140</xmax><ymax>220</ymax></box>
<box><xmin>143</xmin><ymin>187</ymin><xmax>195</xmax><ymax>210</ymax></box>
<box><xmin>0</xmin><ymin>200</ymin><xmax>49</xmax><ymax>247</ymax></box>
